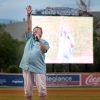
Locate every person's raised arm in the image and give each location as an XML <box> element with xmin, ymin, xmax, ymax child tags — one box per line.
<box><xmin>26</xmin><ymin>5</ymin><xmax>32</xmax><ymax>33</ymax></box>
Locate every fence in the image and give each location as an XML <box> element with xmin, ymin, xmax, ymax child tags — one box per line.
<box><xmin>0</xmin><ymin>73</ymin><xmax>100</xmax><ymax>87</ymax></box>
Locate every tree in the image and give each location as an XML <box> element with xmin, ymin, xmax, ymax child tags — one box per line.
<box><xmin>0</xmin><ymin>32</ymin><xmax>17</xmax><ymax>66</ymax></box>
<box><xmin>93</xmin><ymin>17</ymin><xmax>100</xmax><ymax>71</ymax></box>
<box><xmin>0</xmin><ymin>24</ymin><xmax>24</xmax><ymax>72</ymax></box>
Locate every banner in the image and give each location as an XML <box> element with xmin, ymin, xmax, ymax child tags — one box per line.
<box><xmin>0</xmin><ymin>74</ymin><xmax>80</xmax><ymax>87</ymax></box>
<box><xmin>81</xmin><ymin>74</ymin><xmax>100</xmax><ymax>86</ymax></box>
<box><xmin>1</xmin><ymin>73</ymin><xmax>100</xmax><ymax>87</ymax></box>
<box><xmin>0</xmin><ymin>74</ymin><xmax>23</xmax><ymax>87</ymax></box>
<box><xmin>46</xmin><ymin>74</ymin><xmax>80</xmax><ymax>87</ymax></box>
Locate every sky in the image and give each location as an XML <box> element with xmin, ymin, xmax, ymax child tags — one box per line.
<box><xmin>0</xmin><ymin>0</ymin><xmax>100</xmax><ymax>21</ymax></box>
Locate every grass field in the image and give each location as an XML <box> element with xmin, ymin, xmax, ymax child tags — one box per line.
<box><xmin>0</xmin><ymin>87</ymin><xmax>100</xmax><ymax>100</ymax></box>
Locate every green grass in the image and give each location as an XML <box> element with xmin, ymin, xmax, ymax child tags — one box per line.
<box><xmin>0</xmin><ymin>87</ymin><xmax>100</xmax><ymax>100</ymax></box>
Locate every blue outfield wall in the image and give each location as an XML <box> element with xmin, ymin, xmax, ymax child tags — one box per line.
<box><xmin>0</xmin><ymin>74</ymin><xmax>24</xmax><ymax>87</ymax></box>
<box><xmin>46</xmin><ymin>74</ymin><xmax>80</xmax><ymax>87</ymax></box>
<box><xmin>0</xmin><ymin>74</ymin><xmax>80</xmax><ymax>87</ymax></box>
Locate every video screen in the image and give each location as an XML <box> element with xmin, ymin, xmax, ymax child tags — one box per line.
<box><xmin>32</xmin><ymin>16</ymin><xmax>93</xmax><ymax>64</ymax></box>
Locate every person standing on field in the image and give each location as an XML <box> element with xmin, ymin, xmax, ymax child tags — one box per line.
<box><xmin>19</xmin><ymin>5</ymin><xmax>49</xmax><ymax>100</ymax></box>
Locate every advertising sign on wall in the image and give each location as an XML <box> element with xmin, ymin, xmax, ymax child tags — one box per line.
<box><xmin>81</xmin><ymin>74</ymin><xmax>100</xmax><ymax>86</ymax></box>
<box><xmin>0</xmin><ymin>74</ymin><xmax>80</xmax><ymax>87</ymax></box>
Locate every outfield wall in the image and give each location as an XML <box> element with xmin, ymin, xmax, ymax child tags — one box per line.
<box><xmin>0</xmin><ymin>73</ymin><xmax>100</xmax><ymax>87</ymax></box>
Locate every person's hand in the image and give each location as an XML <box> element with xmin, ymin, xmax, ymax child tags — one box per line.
<box><xmin>26</xmin><ymin>5</ymin><xmax>32</xmax><ymax>16</ymax></box>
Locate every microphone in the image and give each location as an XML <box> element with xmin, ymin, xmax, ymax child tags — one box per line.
<box><xmin>34</xmin><ymin>32</ymin><xmax>40</xmax><ymax>41</ymax></box>
<box><xmin>34</xmin><ymin>32</ymin><xmax>37</xmax><ymax>36</ymax></box>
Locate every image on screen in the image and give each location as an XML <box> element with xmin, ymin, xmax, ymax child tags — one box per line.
<box><xmin>32</xmin><ymin>16</ymin><xmax>93</xmax><ymax>64</ymax></box>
